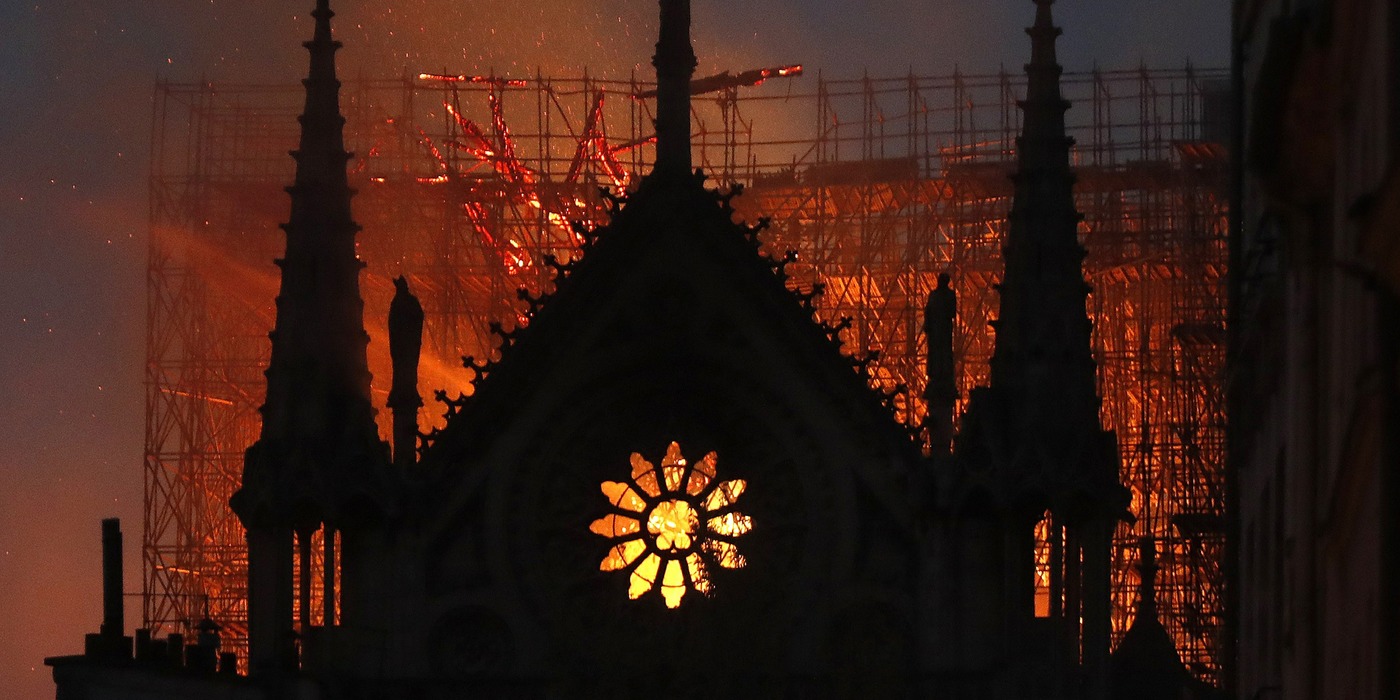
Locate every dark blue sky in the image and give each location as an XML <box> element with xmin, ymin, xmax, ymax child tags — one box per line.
<box><xmin>0</xmin><ymin>1</ymin><xmax>1226</xmax><ymax>696</ymax></box>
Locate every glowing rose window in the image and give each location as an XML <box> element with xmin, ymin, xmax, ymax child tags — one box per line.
<box><xmin>589</xmin><ymin>442</ymin><xmax>751</xmax><ymax>608</ymax></box>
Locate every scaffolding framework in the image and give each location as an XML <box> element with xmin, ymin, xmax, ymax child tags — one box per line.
<box><xmin>144</xmin><ymin>66</ymin><xmax>1229</xmax><ymax>681</ymax></box>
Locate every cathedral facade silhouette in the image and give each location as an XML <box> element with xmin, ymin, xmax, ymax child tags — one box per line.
<box><xmin>48</xmin><ymin>1</ymin><xmax>1210</xmax><ymax>698</ymax></box>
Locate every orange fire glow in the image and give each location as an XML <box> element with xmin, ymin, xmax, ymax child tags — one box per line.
<box><xmin>147</xmin><ymin>67</ymin><xmax>1227</xmax><ymax>681</ymax></box>
<box><xmin>592</xmin><ymin>443</ymin><xmax>749</xmax><ymax>608</ymax></box>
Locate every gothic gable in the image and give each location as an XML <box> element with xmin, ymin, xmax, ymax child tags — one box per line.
<box><xmin>411</xmin><ymin>176</ymin><xmax>919</xmax><ymax>680</ymax></box>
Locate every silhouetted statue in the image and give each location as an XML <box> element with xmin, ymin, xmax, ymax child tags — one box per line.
<box><xmin>924</xmin><ymin>272</ymin><xmax>957</xmax><ymax>452</ymax></box>
<box><xmin>389</xmin><ymin>276</ymin><xmax>424</xmax><ymax>470</ymax></box>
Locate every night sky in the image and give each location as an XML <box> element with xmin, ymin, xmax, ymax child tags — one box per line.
<box><xmin>0</xmin><ymin>1</ymin><xmax>1225</xmax><ymax>696</ymax></box>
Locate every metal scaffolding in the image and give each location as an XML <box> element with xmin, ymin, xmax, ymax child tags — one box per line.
<box><xmin>144</xmin><ymin>65</ymin><xmax>1228</xmax><ymax>681</ymax></box>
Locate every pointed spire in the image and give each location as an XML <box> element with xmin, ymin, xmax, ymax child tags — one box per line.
<box><xmin>1136</xmin><ymin>536</ymin><xmax>1159</xmax><ymax>618</ymax></box>
<box><xmin>311</xmin><ymin>0</ymin><xmax>335</xmax><ymax>45</ymax></box>
<box><xmin>1028</xmin><ymin>0</ymin><xmax>1064</xmax><ymax>84</ymax></box>
<box><xmin>987</xmin><ymin>0</ymin><xmax>1095</xmax><ymax>403</ymax></box>
<box><xmin>294</xmin><ymin>0</ymin><xmax>351</xmax><ymax>205</ymax></box>
<box><xmin>232</xmin><ymin>1</ymin><xmax>391</xmax><ymax>676</ymax></box>
<box><xmin>1109</xmin><ymin>536</ymin><xmax>1199</xmax><ymax>699</ymax></box>
<box><xmin>952</xmin><ymin>5</ymin><xmax>1128</xmax><ymax>695</ymax></box>
<box><xmin>1019</xmin><ymin>0</ymin><xmax>1072</xmax><ymax>159</ymax></box>
<box><xmin>652</xmin><ymin>0</ymin><xmax>697</xmax><ymax>178</ymax></box>
<box><xmin>234</xmin><ymin>0</ymin><xmax>385</xmax><ymax>529</ymax></box>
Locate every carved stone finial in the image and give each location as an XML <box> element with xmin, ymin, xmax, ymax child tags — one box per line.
<box><xmin>652</xmin><ymin>0</ymin><xmax>697</xmax><ymax>178</ymax></box>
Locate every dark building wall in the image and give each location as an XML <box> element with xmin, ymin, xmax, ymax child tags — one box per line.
<box><xmin>1232</xmin><ymin>0</ymin><xmax>1400</xmax><ymax>697</ymax></box>
<box><xmin>50</xmin><ymin>663</ymin><xmax>268</xmax><ymax>700</ymax></box>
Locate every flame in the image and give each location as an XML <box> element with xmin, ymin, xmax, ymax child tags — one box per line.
<box><xmin>417</xmin><ymin>73</ymin><xmax>528</xmax><ymax>88</ymax></box>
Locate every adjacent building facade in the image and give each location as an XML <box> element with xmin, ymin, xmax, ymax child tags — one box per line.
<box><xmin>1232</xmin><ymin>0</ymin><xmax>1400</xmax><ymax>697</ymax></box>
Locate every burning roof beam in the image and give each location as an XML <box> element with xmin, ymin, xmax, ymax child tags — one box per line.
<box><xmin>417</xmin><ymin>73</ymin><xmax>529</xmax><ymax>88</ymax></box>
<box><xmin>634</xmin><ymin>64</ymin><xmax>803</xmax><ymax>99</ymax></box>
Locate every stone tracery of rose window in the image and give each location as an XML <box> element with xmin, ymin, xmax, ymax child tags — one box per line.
<box><xmin>590</xmin><ymin>441</ymin><xmax>751</xmax><ymax>608</ymax></box>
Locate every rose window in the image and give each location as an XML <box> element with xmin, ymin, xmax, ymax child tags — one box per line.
<box><xmin>590</xmin><ymin>441</ymin><xmax>751</xmax><ymax>608</ymax></box>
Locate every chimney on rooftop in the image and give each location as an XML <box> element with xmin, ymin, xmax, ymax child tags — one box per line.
<box><xmin>100</xmin><ymin>518</ymin><xmax>123</xmax><ymax>640</ymax></box>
